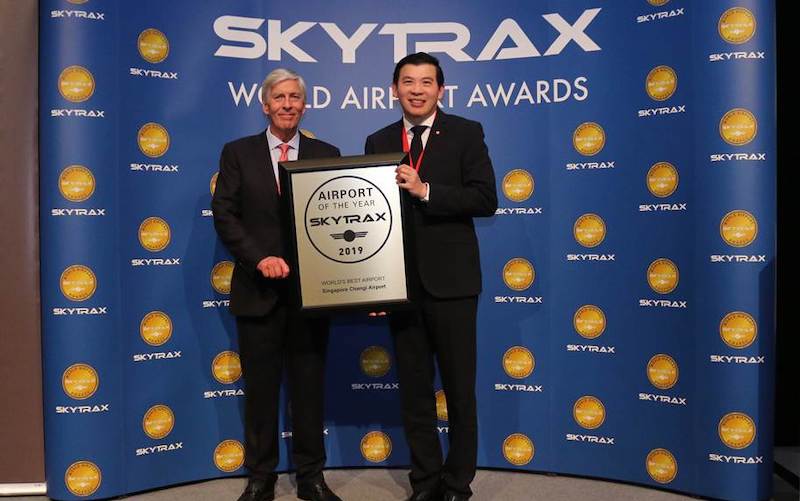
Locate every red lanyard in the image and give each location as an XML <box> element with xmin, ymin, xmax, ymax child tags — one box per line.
<box><xmin>401</xmin><ymin>125</ymin><xmax>426</xmax><ymax>172</ymax></box>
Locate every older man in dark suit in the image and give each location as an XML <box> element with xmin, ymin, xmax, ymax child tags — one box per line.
<box><xmin>213</xmin><ymin>68</ymin><xmax>342</xmax><ymax>501</ymax></box>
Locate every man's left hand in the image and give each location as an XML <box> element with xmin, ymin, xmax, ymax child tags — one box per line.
<box><xmin>396</xmin><ymin>164</ymin><xmax>427</xmax><ymax>199</ymax></box>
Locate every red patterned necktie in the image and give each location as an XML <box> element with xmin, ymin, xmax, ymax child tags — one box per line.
<box><xmin>276</xmin><ymin>143</ymin><xmax>290</xmax><ymax>194</ymax></box>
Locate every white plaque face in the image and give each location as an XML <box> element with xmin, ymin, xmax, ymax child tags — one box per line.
<box><xmin>290</xmin><ymin>164</ymin><xmax>408</xmax><ymax>309</ymax></box>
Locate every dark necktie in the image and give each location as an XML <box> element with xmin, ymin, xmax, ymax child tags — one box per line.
<box><xmin>409</xmin><ymin>125</ymin><xmax>427</xmax><ymax>167</ymax></box>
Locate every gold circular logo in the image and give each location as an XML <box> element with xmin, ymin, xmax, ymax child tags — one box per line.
<box><xmin>573</xmin><ymin>122</ymin><xmax>606</xmax><ymax>156</ymax></box>
<box><xmin>646</xmin><ymin>162</ymin><xmax>679</xmax><ymax>198</ymax></box>
<box><xmin>211</xmin><ymin>261</ymin><xmax>235</xmax><ymax>294</ymax></box>
<box><xmin>503</xmin><ymin>433</ymin><xmax>534</xmax><ymax>466</ymax></box>
<box><xmin>647</xmin><ymin>354</ymin><xmax>679</xmax><ymax>390</ymax></box>
<box><xmin>360</xmin><ymin>431</ymin><xmax>392</xmax><ymax>463</ymax></box>
<box><xmin>502</xmin><ymin>169</ymin><xmax>535</xmax><ymax>203</ymax></box>
<box><xmin>138</xmin><ymin>217</ymin><xmax>171</xmax><ymax>252</ymax></box>
<box><xmin>143</xmin><ymin>404</ymin><xmax>174</xmax><ymax>439</ymax></box>
<box><xmin>646</xmin><ymin>449</ymin><xmax>677</xmax><ymax>484</ymax></box>
<box><xmin>503</xmin><ymin>346</ymin><xmax>534</xmax><ymax>379</ymax></box>
<box><xmin>720</xmin><ymin>210</ymin><xmax>758</xmax><ymax>247</ymax></box>
<box><xmin>719</xmin><ymin>8</ymin><xmax>756</xmax><ymax>44</ymax></box>
<box><xmin>435</xmin><ymin>390</ymin><xmax>448</xmax><ymax>422</ymax></box>
<box><xmin>137</xmin><ymin>122</ymin><xmax>170</xmax><ymax>158</ymax></box>
<box><xmin>60</xmin><ymin>265</ymin><xmax>97</xmax><ymax>302</ymax></box>
<box><xmin>210</xmin><ymin>172</ymin><xmax>219</xmax><ymax>196</ymax></box>
<box><xmin>214</xmin><ymin>440</ymin><xmax>244</xmax><ymax>472</ymax></box>
<box><xmin>140</xmin><ymin>311</ymin><xmax>173</xmax><ymax>346</ymax></box>
<box><xmin>720</xmin><ymin>312</ymin><xmax>757</xmax><ymax>349</ymax></box>
<box><xmin>65</xmin><ymin>461</ymin><xmax>101</xmax><ymax>497</ymax></box>
<box><xmin>502</xmin><ymin>258</ymin><xmax>535</xmax><ymax>291</ymax></box>
<box><xmin>647</xmin><ymin>0</ymin><xmax>670</xmax><ymax>6</ymax></box>
<box><xmin>67</xmin><ymin>0</ymin><xmax>89</xmax><ymax>4</ymax></box>
<box><xmin>719</xmin><ymin>108</ymin><xmax>757</xmax><ymax>146</ymax></box>
<box><xmin>137</xmin><ymin>29</ymin><xmax>169</xmax><ymax>64</ymax></box>
<box><xmin>573</xmin><ymin>305</ymin><xmax>606</xmax><ymax>339</ymax></box>
<box><xmin>647</xmin><ymin>258</ymin><xmax>679</xmax><ymax>294</ymax></box>
<box><xmin>58</xmin><ymin>66</ymin><xmax>95</xmax><ymax>103</ymax></box>
<box><xmin>645</xmin><ymin>66</ymin><xmax>677</xmax><ymax>101</ymax></box>
<box><xmin>59</xmin><ymin>165</ymin><xmax>96</xmax><ymax>202</ymax></box>
<box><xmin>573</xmin><ymin>396</ymin><xmax>606</xmax><ymax>430</ymax></box>
<box><xmin>300</xmin><ymin>129</ymin><xmax>316</xmax><ymax>139</ymax></box>
<box><xmin>62</xmin><ymin>363</ymin><xmax>99</xmax><ymax>400</ymax></box>
<box><xmin>359</xmin><ymin>346</ymin><xmax>391</xmax><ymax>378</ymax></box>
<box><xmin>719</xmin><ymin>412</ymin><xmax>756</xmax><ymax>449</ymax></box>
<box><xmin>212</xmin><ymin>351</ymin><xmax>242</xmax><ymax>384</ymax></box>
<box><xmin>573</xmin><ymin>213</ymin><xmax>606</xmax><ymax>248</ymax></box>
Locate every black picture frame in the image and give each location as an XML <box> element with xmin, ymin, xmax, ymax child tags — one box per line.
<box><xmin>279</xmin><ymin>152</ymin><xmax>415</xmax><ymax>314</ymax></box>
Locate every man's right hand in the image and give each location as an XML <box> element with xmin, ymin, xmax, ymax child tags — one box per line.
<box><xmin>257</xmin><ymin>256</ymin><xmax>290</xmax><ymax>279</ymax></box>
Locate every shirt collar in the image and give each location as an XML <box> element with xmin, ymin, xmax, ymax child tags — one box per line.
<box><xmin>266</xmin><ymin>127</ymin><xmax>300</xmax><ymax>150</ymax></box>
<box><xmin>402</xmin><ymin>111</ymin><xmax>436</xmax><ymax>132</ymax></box>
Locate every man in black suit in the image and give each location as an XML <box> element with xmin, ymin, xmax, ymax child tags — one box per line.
<box><xmin>364</xmin><ymin>53</ymin><xmax>497</xmax><ymax>501</ymax></box>
<box><xmin>213</xmin><ymin>68</ymin><xmax>342</xmax><ymax>501</ymax></box>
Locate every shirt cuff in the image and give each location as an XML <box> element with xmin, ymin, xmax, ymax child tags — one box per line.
<box><xmin>422</xmin><ymin>182</ymin><xmax>430</xmax><ymax>202</ymax></box>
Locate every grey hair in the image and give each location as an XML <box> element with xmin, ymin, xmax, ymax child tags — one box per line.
<box><xmin>260</xmin><ymin>68</ymin><xmax>307</xmax><ymax>103</ymax></box>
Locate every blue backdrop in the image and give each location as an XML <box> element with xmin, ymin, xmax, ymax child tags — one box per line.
<box><xmin>40</xmin><ymin>1</ymin><xmax>776</xmax><ymax>500</ymax></box>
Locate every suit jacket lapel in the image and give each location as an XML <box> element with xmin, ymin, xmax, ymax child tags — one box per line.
<box><xmin>387</xmin><ymin>119</ymin><xmax>404</xmax><ymax>154</ymax></box>
<box><xmin>419</xmin><ymin>110</ymin><xmax>447</xmax><ymax>176</ymax></box>
<box><xmin>254</xmin><ymin>128</ymin><xmax>280</xmax><ymax>195</ymax></box>
<box><xmin>298</xmin><ymin>132</ymin><xmax>311</xmax><ymax>160</ymax></box>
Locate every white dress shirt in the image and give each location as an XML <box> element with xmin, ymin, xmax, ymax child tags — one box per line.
<box><xmin>402</xmin><ymin>112</ymin><xmax>436</xmax><ymax>150</ymax></box>
<box><xmin>266</xmin><ymin>127</ymin><xmax>300</xmax><ymax>184</ymax></box>
<box><xmin>402</xmin><ymin>112</ymin><xmax>436</xmax><ymax>201</ymax></box>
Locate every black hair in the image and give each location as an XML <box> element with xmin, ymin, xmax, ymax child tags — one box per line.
<box><xmin>392</xmin><ymin>52</ymin><xmax>444</xmax><ymax>87</ymax></box>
